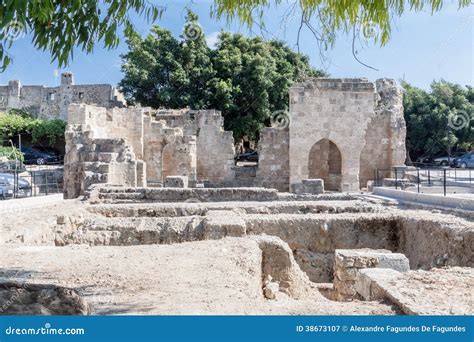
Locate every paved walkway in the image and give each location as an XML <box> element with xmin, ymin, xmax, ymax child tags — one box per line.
<box><xmin>0</xmin><ymin>194</ymin><xmax>64</xmax><ymax>213</ymax></box>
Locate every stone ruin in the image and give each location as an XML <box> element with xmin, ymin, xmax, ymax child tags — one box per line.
<box><xmin>63</xmin><ymin>77</ymin><xmax>407</xmax><ymax>198</ymax></box>
<box><xmin>2</xmin><ymin>72</ymin><xmax>473</xmax><ymax>315</ymax></box>
<box><xmin>63</xmin><ymin>106</ymin><xmax>236</xmax><ymax>198</ymax></box>
<box><xmin>0</xmin><ymin>72</ymin><xmax>125</xmax><ymax>121</ymax></box>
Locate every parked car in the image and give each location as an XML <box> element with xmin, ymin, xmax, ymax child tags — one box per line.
<box><xmin>20</xmin><ymin>147</ymin><xmax>62</xmax><ymax>165</ymax></box>
<box><xmin>453</xmin><ymin>152</ymin><xmax>474</xmax><ymax>168</ymax></box>
<box><xmin>0</xmin><ymin>173</ymin><xmax>31</xmax><ymax>189</ymax></box>
<box><xmin>415</xmin><ymin>155</ymin><xmax>435</xmax><ymax>166</ymax></box>
<box><xmin>0</xmin><ymin>180</ymin><xmax>14</xmax><ymax>199</ymax></box>
<box><xmin>432</xmin><ymin>152</ymin><xmax>466</xmax><ymax>166</ymax></box>
<box><xmin>235</xmin><ymin>150</ymin><xmax>258</xmax><ymax>162</ymax></box>
<box><xmin>32</xmin><ymin>146</ymin><xmax>63</xmax><ymax>160</ymax></box>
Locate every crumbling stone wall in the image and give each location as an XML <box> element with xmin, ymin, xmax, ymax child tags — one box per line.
<box><xmin>0</xmin><ymin>72</ymin><xmax>124</xmax><ymax>120</ymax></box>
<box><xmin>154</xmin><ymin>109</ymin><xmax>235</xmax><ymax>184</ymax></box>
<box><xmin>359</xmin><ymin>79</ymin><xmax>406</xmax><ymax>188</ymax></box>
<box><xmin>286</xmin><ymin>78</ymin><xmax>406</xmax><ymax>191</ymax></box>
<box><xmin>63</xmin><ymin>125</ymin><xmax>145</xmax><ymax>199</ymax></box>
<box><xmin>63</xmin><ymin>77</ymin><xmax>405</xmax><ymax>196</ymax></box>
<box><xmin>64</xmin><ymin>104</ymin><xmax>234</xmax><ymax>197</ymax></box>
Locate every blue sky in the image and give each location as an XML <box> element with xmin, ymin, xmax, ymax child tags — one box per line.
<box><xmin>0</xmin><ymin>1</ymin><xmax>472</xmax><ymax>90</ymax></box>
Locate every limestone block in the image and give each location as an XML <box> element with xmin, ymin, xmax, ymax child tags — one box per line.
<box><xmin>333</xmin><ymin>248</ymin><xmax>409</xmax><ymax>301</ymax></box>
<box><xmin>203</xmin><ymin>210</ymin><xmax>246</xmax><ymax>239</ymax></box>
<box><xmin>301</xmin><ymin>179</ymin><xmax>324</xmax><ymax>194</ymax></box>
<box><xmin>164</xmin><ymin>176</ymin><xmax>189</xmax><ymax>188</ymax></box>
<box><xmin>355</xmin><ymin>268</ymin><xmax>401</xmax><ymax>301</ymax></box>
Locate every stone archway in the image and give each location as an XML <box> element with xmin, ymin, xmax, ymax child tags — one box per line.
<box><xmin>308</xmin><ymin>139</ymin><xmax>342</xmax><ymax>191</ymax></box>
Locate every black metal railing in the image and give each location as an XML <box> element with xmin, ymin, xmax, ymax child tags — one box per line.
<box><xmin>374</xmin><ymin>166</ymin><xmax>473</xmax><ymax>197</ymax></box>
<box><xmin>0</xmin><ymin>163</ymin><xmax>63</xmax><ymax>200</ymax></box>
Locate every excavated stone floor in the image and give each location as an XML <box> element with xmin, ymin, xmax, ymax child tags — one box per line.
<box><xmin>0</xmin><ymin>189</ymin><xmax>473</xmax><ymax>315</ymax></box>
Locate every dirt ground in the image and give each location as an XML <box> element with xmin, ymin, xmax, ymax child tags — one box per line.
<box><xmin>1</xmin><ymin>196</ymin><xmax>472</xmax><ymax>315</ymax></box>
<box><xmin>1</xmin><ymin>239</ymin><xmax>395</xmax><ymax>315</ymax></box>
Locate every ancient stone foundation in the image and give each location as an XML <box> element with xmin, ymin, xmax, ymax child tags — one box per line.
<box><xmin>333</xmin><ymin>249</ymin><xmax>410</xmax><ymax>301</ymax></box>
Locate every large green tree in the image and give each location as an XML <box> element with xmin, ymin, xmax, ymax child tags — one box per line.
<box><xmin>120</xmin><ymin>12</ymin><xmax>326</xmax><ymax>140</ymax></box>
<box><xmin>403</xmin><ymin>80</ymin><xmax>474</xmax><ymax>161</ymax></box>
<box><xmin>1</xmin><ymin>1</ymin><xmax>470</xmax><ymax>71</ymax></box>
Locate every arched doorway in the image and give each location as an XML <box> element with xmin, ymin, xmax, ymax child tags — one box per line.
<box><xmin>308</xmin><ymin>139</ymin><xmax>342</xmax><ymax>191</ymax></box>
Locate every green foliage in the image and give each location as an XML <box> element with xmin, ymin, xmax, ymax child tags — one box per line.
<box><xmin>30</xmin><ymin>119</ymin><xmax>67</xmax><ymax>145</ymax></box>
<box><xmin>0</xmin><ymin>0</ymin><xmax>163</xmax><ymax>71</ymax></box>
<box><xmin>0</xmin><ymin>146</ymin><xmax>23</xmax><ymax>162</ymax></box>
<box><xmin>120</xmin><ymin>11</ymin><xmax>327</xmax><ymax>140</ymax></box>
<box><xmin>0</xmin><ymin>112</ymin><xmax>66</xmax><ymax>145</ymax></box>
<box><xmin>403</xmin><ymin>80</ymin><xmax>474</xmax><ymax>160</ymax></box>
<box><xmin>7</xmin><ymin>108</ymin><xmax>32</xmax><ymax>118</ymax></box>
<box><xmin>212</xmin><ymin>0</ymin><xmax>471</xmax><ymax>50</ymax></box>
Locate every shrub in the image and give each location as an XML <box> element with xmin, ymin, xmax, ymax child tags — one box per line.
<box><xmin>0</xmin><ymin>146</ymin><xmax>24</xmax><ymax>162</ymax></box>
<box><xmin>0</xmin><ymin>111</ymin><xmax>66</xmax><ymax>145</ymax></box>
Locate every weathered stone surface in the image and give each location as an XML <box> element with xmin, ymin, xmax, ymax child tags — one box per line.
<box><xmin>293</xmin><ymin>179</ymin><xmax>325</xmax><ymax>195</ymax></box>
<box><xmin>333</xmin><ymin>248</ymin><xmax>409</xmax><ymax>301</ymax></box>
<box><xmin>355</xmin><ymin>267</ymin><xmax>474</xmax><ymax>315</ymax></box>
<box><xmin>90</xmin><ymin>186</ymin><xmax>279</xmax><ymax>203</ymax></box>
<box><xmin>289</xmin><ymin>78</ymin><xmax>406</xmax><ymax>192</ymax></box>
<box><xmin>164</xmin><ymin>176</ymin><xmax>189</xmax><ymax>188</ymax></box>
<box><xmin>252</xmin><ymin>235</ymin><xmax>318</xmax><ymax>299</ymax></box>
<box><xmin>0</xmin><ymin>282</ymin><xmax>90</xmax><ymax>315</ymax></box>
<box><xmin>64</xmin><ymin>105</ymin><xmax>236</xmax><ymax>198</ymax></box>
<box><xmin>355</xmin><ymin>268</ymin><xmax>400</xmax><ymax>301</ymax></box>
<box><xmin>256</xmin><ymin>127</ymin><xmax>290</xmax><ymax>191</ymax></box>
<box><xmin>203</xmin><ymin>210</ymin><xmax>246</xmax><ymax>239</ymax></box>
<box><xmin>294</xmin><ymin>250</ymin><xmax>334</xmax><ymax>283</ymax></box>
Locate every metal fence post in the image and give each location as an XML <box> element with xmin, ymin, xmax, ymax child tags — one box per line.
<box><xmin>33</xmin><ymin>171</ymin><xmax>36</xmax><ymax>197</ymax></box>
<box><xmin>443</xmin><ymin>169</ymin><xmax>447</xmax><ymax>197</ymax></box>
<box><xmin>417</xmin><ymin>168</ymin><xmax>420</xmax><ymax>193</ymax></box>
<box><xmin>428</xmin><ymin>169</ymin><xmax>431</xmax><ymax>185</ymax></box>
<box><xmin>394</xmin><ymin>167</ymin><xmax>398</xmax><ymax>190</ymax></box>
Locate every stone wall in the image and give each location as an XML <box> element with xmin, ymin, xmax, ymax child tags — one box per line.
<box><xmin>63</xmin><ymin>125</ymin><xmax>145</xmax><ymax>199</ymax></box>
<box><xmin>256</xmin><ymin>127</ymin><xmax>289</xmax><ymax>191</ymax></box>
<box><xmin>63</xmin><ymin>77</ymin><xmax>405</xmax><ymax>196</ymax></box>
<box><xmin>64</xmin><ymin>104</ymin><xmax>235</xmax><ymax>198</ymax></box>
<box><xmin>359</xmin><ymin>79</ymin><xmax>406</xmax><ymax>188</ymax></box>
<box><xmin>153</xmin><ymin>109</ymin><xmax>235</xmax><ymax>184</ymax></box>
<box><xmin>0</xmin><ymin>72</ymin><xmax>124</xmax><ymax>120</ymax></box>
<box><xmin>287</xmin><ymin>78</ymin><xmax>406</xmax><ymax>192</ymax></box>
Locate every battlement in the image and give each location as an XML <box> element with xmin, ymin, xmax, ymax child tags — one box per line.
<box><xmin>291</xmin><ymin>77</ymin><xmax>376</xmax><ymax>92</ymax></box>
